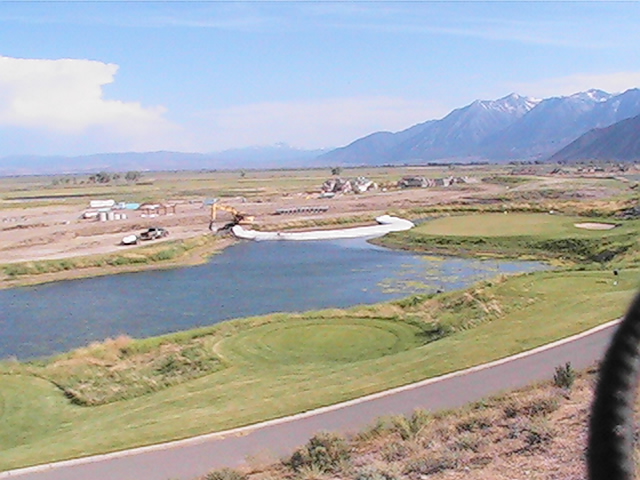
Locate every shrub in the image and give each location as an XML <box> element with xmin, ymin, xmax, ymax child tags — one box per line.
<box><xmin>404</xmin><ymin>452</ymin><xmax>460</xmax><ymax>476</ymax></box>
<box><xmin>451</xmin><ymin>432</ymin><xmax>483</xmax><ymax>453</ymax></box>
<box><xmin>381</xmin><ymin>441</ymin><xmax>412</xmax><ymax>462</ymax></box>
<box><xmin>504</xmin><ymin>393</ymin><xmax>560</xmax><ymax>419</ymax></box>
<box><xmin>390</xmin><ymin>409</ymin><xmax>431</xmax><ymax>440</ymax></box>
<box><xmin>356</xmin><ymin>418</ymin><xmax>390</xmax><ymax>441</ymax></box>
<box><xmin>355</xmin><ymin>465</ymin><xmax>397</xmax><ymax>480</ymax></box>
<box><xmin>521</xmin><ymin>394</ymin><xmax>560</xmax><ymax>417</ymax></box>
<box><xmin>205</xmin><ymin>468</ymin><xmax>248</xmax><ymax>480</ymax></box>
<box><xmin>295</xmin><ymin>464</ymin><xmax>328</xmax><ymax>480</ymax></box>
<box><xmin>455</xmin><ymin>413</ymin><xmax>494</xmax><ymax>433</ymax></box>
<box><xmin>503</xmin><ymin>402</ymin><xmax>519</xmax><ymax>419</ymax></box>
<box><xmin>524</xmin><ymin>419</ymin><xmax>555</xmax><ymax>448</ymax></box>
<box><xmin>286</xmin><ymin>432</ymin><xmax>351</xmax><ymax>473</ymax></box>
<box><xmin>553</xmin><ymin>362</ymin><xmax>576</xmax><ymax>390</ymax></box>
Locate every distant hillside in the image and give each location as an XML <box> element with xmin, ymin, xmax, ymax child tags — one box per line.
<box><xmin>319</xmin><ymin>88</ymin><xmax>640</xmax><ymax>165</ymax></box>
<box><xmin>548</xmin><ymin>114</ymin><xmax>640</xmax><ymax>163</ymax></box>
<box><xmin>0</xmin><ymin>145</ymin><xmax>329</xmax><ymax>176</ymax></box>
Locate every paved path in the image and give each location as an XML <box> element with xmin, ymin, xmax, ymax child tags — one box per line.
<box><xmin>2</xmin><ymin>321</ymin><xmax>617</xmax><ymax>480</ymax></box>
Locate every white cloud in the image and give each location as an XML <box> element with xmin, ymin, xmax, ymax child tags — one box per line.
<box><xmin>511</xmin><ymin>72</ymin><xmax>640</xmax><ymax>98</ymax></box>
<box><xmin>0</xmin><ymin>56</ymin><xmax>181</xmax><ymax>153</ymax></box>
<box><xmin>192</xmin><ymin>96</ymin><xmax>448</xmax><ymax>150</ymax></box>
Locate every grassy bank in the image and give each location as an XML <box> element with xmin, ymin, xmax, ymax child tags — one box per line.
<box><xmin>1</xmin><ymin>267</ymin><xmax>637</xmax><ymax>471</ymax></box>
<box><xmin>0</xmin><ymin>234</ymin><xmax>231</xmax><ymax>289</ymax></box>
<box><xmin>376</xmin><ymin>213</ymin><xmax>640</xmax><ymax>264</ymax></box>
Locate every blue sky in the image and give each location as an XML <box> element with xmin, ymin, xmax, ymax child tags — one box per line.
<box><xmin>1</xmin><ymin>1</ymin><xmax>639</xmax><ymax>156</ymax></box>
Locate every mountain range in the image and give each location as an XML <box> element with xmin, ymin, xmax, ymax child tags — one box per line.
<box><xmin>548</xmin><ymin>113</ymin><xmax>640</xmax><ymax>163</ymax></box>
<box><xmin>0</xmin><ymin>145</ymin><xmax>328</xmax><ymax>176</ymax></box>
<box><xmin>1</xmin><ymin>88</ymin><xmax>639</xmax><ymax>176</ymax></box>
<box><xmin>319</xmin><ymin>88</ymin><xmax>640</xmax><ymax>165</ymax></box>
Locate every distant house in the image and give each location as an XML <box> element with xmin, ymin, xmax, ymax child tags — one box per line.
<box><xmin>433</xmin><ymin>177</ymin><xmax>454</xmax><ymax>187</ymax></box>
<box><xmin>322</xmin><ymin>178</ymin><xmax>353</xmax><ymax>194</ymax></box>
<box><xmin>352</xmin><ymin>176</ymin><xmax>378</xmax><ymax>193</ymax></box>
<box><xmin>139</xmin><ymin>203</ymin><xmax>177</xmax><ymax>216</ymax></box>
<box><xmin>89</xmin><ymin>199</ymin><xmax>116</xmax><ymax>209</ymax></box>
<box><xmin>455</xmin><ymin>176</ymin><xmax>478</xmax><ymax>184</ymax></box>
<box><xmin>398</xmin><ymin>176</ymin><xmax>429</xmax><ymax>188</ymax></box>
<box><xmin>510</xmin><ymin>168</ymin><xmax>537</xmax><ymax>175</ymax></box>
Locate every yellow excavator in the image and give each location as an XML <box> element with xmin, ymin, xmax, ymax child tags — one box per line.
<box><xmin>209</xmin><ymin>203</ymin><xmax>254</xmax><ymax>231</ymax></box>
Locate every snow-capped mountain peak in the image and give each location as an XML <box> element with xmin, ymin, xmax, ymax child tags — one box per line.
<box><xmin>469</xmin><ymin>93</ymin><xmax>539</xmax><ymax>115</ymax></box>
<box><xmin>494</xmin><ymin>93</ymin><xmax>541</xmax><ymax>114</ymax></box>
<box><xmin>569</xmin><ymin>89</ymin><xmax>611</xmax><ymax>103</ymax></box>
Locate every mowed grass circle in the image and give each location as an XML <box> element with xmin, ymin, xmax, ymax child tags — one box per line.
<box><xmin>218</xmin><ymin>318</ymin><xmax>424</xmax><ymax>365</ymax></box>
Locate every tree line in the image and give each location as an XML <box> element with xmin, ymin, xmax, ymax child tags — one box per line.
<box><xmin>51</xmin><ymin>171</ymin><xmax>143</xmax><ymax>186</ymax></box>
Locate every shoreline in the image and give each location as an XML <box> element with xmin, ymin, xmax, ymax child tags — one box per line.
<box><xmin>0</xmin><ymin>235</ymin><xmax>238</xmax><ymax>290</ymax></box>
<box><xmin>0</xmin><ymin>216</ymin><xmax>415</xmax><ymax>290</ymax></box>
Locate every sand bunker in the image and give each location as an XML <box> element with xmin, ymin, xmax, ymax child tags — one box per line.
<box><xmin>232</xmin><ymin>215</ymin><xmax>414</xmax><ymax>241</ymax></box>
<box><xmin>574</xmin><ymin>222</ymin><xmax>618</xmax><ymax>230</ymax></box>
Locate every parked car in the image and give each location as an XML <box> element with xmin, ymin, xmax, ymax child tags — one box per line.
<box><xmin>139</xmin><ymin>227</ymin><xmax>169</xmax><ymax>241</ymax></box>
<box><xmin>121</xmin><ymin>234</ymin><xmax>139</xmax><ymax>245</ymax></box>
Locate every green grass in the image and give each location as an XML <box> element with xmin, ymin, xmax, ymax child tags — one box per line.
<box><xmin>216</xmin><ymin>318</ymin><xmax>427</xmax><ymax>365</ymax></box>
<box><xmin>0</xmin><ymin>267</ymin><xmax>637</xmax><ymax>471</ymax></box>
<box><xmin>378</xmin><ymin>213</ymin><xmax>640</xmax><ymax>263</ymax></box>
<box><xmin>414</xmin><ymin>213</ymin><xmax>620</xmax><ymax>237</ymax></box>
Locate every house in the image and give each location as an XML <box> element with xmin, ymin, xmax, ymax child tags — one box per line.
<box><xmin>322</xmin><ymin>178</ymin><xmax>353</xmax><ymax>194</ymax></box>
<box><xmin>352</xmin><ymin>176</ymin><xmax>378</xmax><ymax>193</ymax></box>
<box><xmin>398</xmin><ymin>176</ymin><xmax>430</xmax><ymax>188</ymax></box>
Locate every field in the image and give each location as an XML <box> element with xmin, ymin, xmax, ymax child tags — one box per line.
<box><xmin>1</xmin><ymin>165</ymin><xmax>640</xmax><ymax>473</ymax></box>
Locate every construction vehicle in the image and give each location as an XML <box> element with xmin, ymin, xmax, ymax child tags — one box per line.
<box><xmin>139</xmin><ymin>226</ymin><xmax>169</xmax><ymax>240</ymax></box>
<box><xmin>209</xmin><ymin>203</ymin><xmax>254</xmax><ymax>231</ymax></box>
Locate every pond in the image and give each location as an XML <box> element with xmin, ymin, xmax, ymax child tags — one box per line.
<box><xmin>0</xmin><ymin>238</ymin><xmax>545</xmax><ymax>360</ymax></box>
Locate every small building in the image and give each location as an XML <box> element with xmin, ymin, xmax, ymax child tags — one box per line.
<box><xmin>89</xmin><ymin>199</ymin><xmax>116</xmax><ymax>209</ymax></box>
<box><xmin>139</xmin><ymin>203</ymin><xmax>177</xmax><ymax>216</ymax></box>
<box><xmin>322</xmin><ymin>178</ymin><xmax>353</xmax><ymax>194</ymax></box>
<box><xmin>352</xmin><ymin>176</ymin><xmax>378</xmax><ymax>193</ymax></box>
<box><xmin>433</xmin><ymin>177</ymin><xmax>451</xmax><ymax>187</ymax></box>
<box><xmin>398</xmin><ymin>176</ymin><xmax>430</xmax><ymax>188</ymax></box>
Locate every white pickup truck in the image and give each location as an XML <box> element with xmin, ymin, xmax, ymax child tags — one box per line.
<box><xmin>121</xmin><ymin>227</ymin><xmax>169</xmax><ymax>245</ymax></box>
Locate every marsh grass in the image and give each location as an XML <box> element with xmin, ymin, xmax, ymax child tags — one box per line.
<box><xmin>27</xmin><ymin>335</ymin><xmax>224</xmax><ymax>405</ymax></box>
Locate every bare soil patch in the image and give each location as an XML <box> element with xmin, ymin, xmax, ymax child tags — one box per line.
<box><xmin>0</xmin><ymin>184</ymin><xmax>500</xmax><ymax>265</ymax></box>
